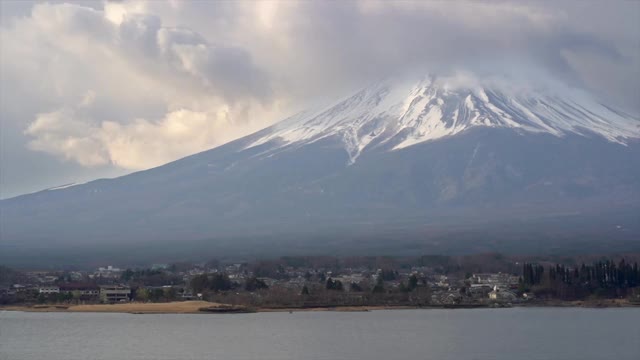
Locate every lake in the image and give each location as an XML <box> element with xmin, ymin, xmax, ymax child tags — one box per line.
<box><xmin>1</xmin><ymin>307</ymin><xmax>638</xmax><ymax>360</ymax></box>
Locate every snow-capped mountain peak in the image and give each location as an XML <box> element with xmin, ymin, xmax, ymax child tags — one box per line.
<box><xmin>4</xmin><ymin>75</ymin><xmax>640</xmax><ymax>262</ymax></box>
<box><xmin>247</xmin><ymin>75</ymin><xmax>640</xmax><ymax>163</ymax></box>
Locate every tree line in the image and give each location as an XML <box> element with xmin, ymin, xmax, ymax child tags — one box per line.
<box><xmin>520</xmin><ymin>260</ymin><xmax>640</xmax><ymax>300</ymax></box>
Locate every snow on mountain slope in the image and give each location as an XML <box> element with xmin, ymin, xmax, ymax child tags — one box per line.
<box><xmin>3</xmin><ymin>74</ymin><xmax>640</xmax><ymax>263</ymax></box>
<box><xmin>246</xmin><ymin>75</ymin><xmax>640</xmax><ymax>163</ymax></box>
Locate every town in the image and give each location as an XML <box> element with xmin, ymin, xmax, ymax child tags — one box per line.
<box><xmin>2</xmin><ymin>254</ymin><xmax>639</xmax><ymax>311</ymax></box>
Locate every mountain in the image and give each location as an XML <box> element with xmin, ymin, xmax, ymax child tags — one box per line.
<box><xmin>2</xmin><ymin>75</ymin><xmax>640</xmax><ymax>265</ymax></box>
<box><xmin>248</xmin><ymin>76</ymin><xmax>638</xmax><ymax>159</ymax></box>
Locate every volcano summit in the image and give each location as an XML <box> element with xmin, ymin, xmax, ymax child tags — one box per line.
<box><xmin>2</xmin><ymin>74</ymin><xmax>639</xmax><ymax>264</ymax></box>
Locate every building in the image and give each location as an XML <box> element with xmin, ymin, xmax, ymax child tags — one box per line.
<box><xmin>60</xmin><ymin>284</ymin><xmax>100</xmax><ymax>300</ymax></box>
<box><xmin>468</xmin><ymin>284</ymin><xmax>493</xmax><ymax>299</ymax></box>
<box><xmin>95</xmin><ymin>265</ymin><xmax>122</xmax><ymax>278</ymax></box>
<box><xmin>472</xmin><ymin>273</ymin><xmax>519</xmax><ymax>288</ymax></box>
<box><xmin>98</xmin><ymin>265</ymin><xmax>121</xmax><ymax>272</ymax></box>
<box><xmin>335</xmin><ymin>274</ymin><xmax>365</xmax><ymax>284</ymax></box>
<box><xmin>38</xmin><ymin>286</ymin><xmax>60</xmax><ymax>294</ymax></box>
<box><xmin>99</xmin><ymin>285</ymin><xmax>131</xmax><ymax>303</ymax></box>
<box><xmin>488</xmin><ymin>286</ymin><xmax>516</xmax><ymax>301</ymax></box>
<box><xmin>432</xmin><ymin>291</ymin><xmax>462</xmax><ymax>305</ymax></box>
<box><xmin>12</xmin><ymin>284</ymin><xmax>28</xmax><ymax>292</ymax></box>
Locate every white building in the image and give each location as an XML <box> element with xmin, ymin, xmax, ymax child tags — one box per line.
<box><xmin>95</xmin><ymin>265</ymin><xmax>122</xmax><ymax>278</ymax></box>
<box><xmin>98</xmin><ymin>265</ymin><xmax>121</xmax><ymax>272</ymax></box>
<box><xmin>38</xmin><ymin>286</ymin><xmax>60</xmax><ymax>294</ymax></box>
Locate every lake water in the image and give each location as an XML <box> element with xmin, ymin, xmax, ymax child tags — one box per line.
<box><xmin>1</xmin><ymin>308</ymin><xmax>638</xmax><ymax>360</ymax></box>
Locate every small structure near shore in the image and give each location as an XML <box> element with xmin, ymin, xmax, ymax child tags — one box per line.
<box><xmin>489</xmin><ymin>286</ymin><xmax>516</xmax><ymax>301</ymax></box>
<box><xmin>99</xmin><ymin>285</ymin><xmax>131</xmax><ymax>303</ymax></box>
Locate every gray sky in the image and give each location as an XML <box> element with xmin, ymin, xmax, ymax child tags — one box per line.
<box><xmin>1</xmin><ymin>0</ymin><xmax>639</xmax><ymax>198</ymax></box>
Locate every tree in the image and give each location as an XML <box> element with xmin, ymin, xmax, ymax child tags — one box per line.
<box><xmin>380</xmin><ymin>269</ymin><xmax>398</xmax><ymax>281</ymax></box>
<box><xmin>149</xmin><ymin>289</ymin><xmax>164</xmax><ymax>302</ymax></box>
<box><xmin>465</xmin><ymin>272</ymin><xmax>472</xmax><ymax>279</ymax></box>
<box><xmin>56</xmin><ymin>292</ymin><xmax>72</xmax><ymax>303</ymax></box>
<box><xmin>121</xmin><ymin>269</ymin><xmax>135</xmax><ymax>281</ymax></box>
<box><xmin>408</xmin><ymin>274</ymin><xmax>418</xmax><ymax>291</ymax></box>
<box><xmin>325</xmin><ymin>278</ymin><xmax>341</xmax><ymax>291</ymax></box>
<box><xmin>304</xmin><ymin>271</ymin><xmax>312</xmax><ymax>281</ymax></box>
<box><xmin>372</xmin><ymin>276</ymin><xmax>385</xmax><ymax>294</ymax></box>
<box><xmin>318</xmin><ymin>272</ymin><xmax>326</xmax><ymax>283</ymax></box>
<box><xmin>210</xmin><ymin>273</ymin><xmax>233</xmax><ymax>292</ymax></box>
<box><xmin>301</xmin><ymin>285</ymin><xmax>310</xmax><ymax>295</ymax></box>
<box><xmin>163</xmin><ymin>287</ymin><xmax>177</xmax><ymax>301</ymax></box>
<box><xmin>245</xmin><ymin>277</ymin><xmax>268</xmax><ymax>292</ymax></box>
<box><xmin>325</xmin><ymin>278</ymin><xmax>343</xmax><ymax>291</ymax></box>
<box><xmin>459</xmin><ymin>285</ymin><xmax>468</xmax><ymax>296</ymax></box>
<box><xmin>190</xmin><ymin>274</ymin><xmax>210</xmax><ymax>293</ymax></box>
<box><xmin>136</xmin><ymin>288</ymin><xmax>149</xmax><ymax>302</ymax></box>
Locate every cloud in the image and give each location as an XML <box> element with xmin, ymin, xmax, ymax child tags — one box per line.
<box><xmin>101</xmin><ymin>108</ymin><xmax>260</xmax><ymax>169</ymax></box>
<box><xmin>26</xmin><ymin>107</ymin><xmax>108</xmax><ymax>167</ymax></box>
<box><xmin>3</xmin><ymin>2</ymin><xmax>278</xmax><ymax>173</ymax></box>
<box><xmin>0</xmin><ymin>0</ymin><xmax>638</xmax><ymax>196</ymax></box>
<box><xmin>24</xmin><ymin>94</ymin><xmax>273</xmax><ymax>171</ymax></box>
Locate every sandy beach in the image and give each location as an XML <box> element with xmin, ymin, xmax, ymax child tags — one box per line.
<box><xmin>1</xmin><ymin>301</ymin><xmax>226</xmax><ymax>314</ymax></box>
<box><xmin>2</xmin><ymin>299</ymin><xmax>637</xmax><ymax>314</ymax></box>
<box><xmin>0</xmin><ymin>302</ymin><xmax>406</xmax><ymax>314</ymax></box>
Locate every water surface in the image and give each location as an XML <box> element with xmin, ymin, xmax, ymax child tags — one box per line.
<box><xmin>1</xmin><ymin>308</ymin><xmax>638</xmax><ymax>360</ymax></box>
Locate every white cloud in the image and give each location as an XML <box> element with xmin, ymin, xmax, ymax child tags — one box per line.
<box><xmin>102</xmin><ymin>109</ymin><xmax>227</xmax><ymax>169</ymax></box>
<box><xmin>3</xmin><ymin>1</ymin><xmax>281</xmax><ymax>172</ymax></box>
<box><xmin>25</xmin><ymin>96</ymin><xmax>278</xmax><ymax>170</ymax></box>
<box><xmin>25</xmin><ymin>107</ymin><xmax>109</xmax><ymax>167</ymax></box>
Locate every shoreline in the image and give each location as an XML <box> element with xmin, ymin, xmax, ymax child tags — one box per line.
<box><xmin>2</xmin><ymin>299</ymin><xmax>638</xmax><ymax>314</ymax></box>
<box><xmin>0</xmin><ymin>301</ymin><xmax>223</xmax><ymax>314</ymax></box>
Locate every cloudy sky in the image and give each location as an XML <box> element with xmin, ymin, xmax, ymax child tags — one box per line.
<box><xmin>1</xmin><ymin>0</ymin><xmax>638</xmax><ymax>198</ymax></box>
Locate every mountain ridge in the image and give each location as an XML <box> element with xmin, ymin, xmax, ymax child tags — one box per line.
<box><xmin>243</xmin><ymin>75</ymin><xmax>639</xmax><ymax>164</ymax></box>
<box><xmin>1</xmin><ymin>74</ymin><xmax>639</xmax><ymax>263</ymax></box>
